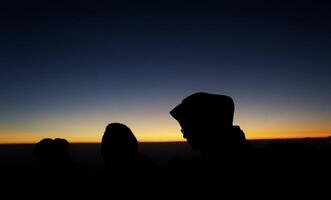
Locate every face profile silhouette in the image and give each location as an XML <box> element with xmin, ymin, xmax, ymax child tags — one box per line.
<box><xmin>170</xmin><ymin>92</ymin><xmax>250</xmax><ymax>155</ymax></box>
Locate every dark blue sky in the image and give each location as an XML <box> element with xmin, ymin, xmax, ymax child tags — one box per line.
<box><xmin>1</xmin><ymin>1</ymin><xmax>330</xmax><ymax>142</ymax></box>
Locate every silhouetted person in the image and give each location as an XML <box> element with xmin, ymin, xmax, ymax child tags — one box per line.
<box><xmin>101</xmin><ymin>123</ymin><xmax>157</xmax><ymax>179</ymax></box>
<box><xmin>32</xmin><ymin>138</ymin><xmax>90</xmax><ymax>191</ymax></box>
<box><xmin>33</xmin><ymin>138</ymin><xmax>71</xmax><ymax>170</ymax></box>
<box><xmin>33</xmin><ymin>138</ymin><xmax>81</xmax><ymax>181</ymax></box>
<box><xmin>171</xmin><ymin>93</ymin><xmax>252</xmax><ymax>153</ymax></box>
<box><xmin>31</xmin><ymin>138</ymin><xmax>88</xmax><ymax>192</ymax></box>
<box><xmin>169</xmin><ymin>92</ymin><xmax>254</xmax><ymax>176</ymax></box>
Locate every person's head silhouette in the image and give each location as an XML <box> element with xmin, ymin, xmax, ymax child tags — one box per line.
<box><xmin>101</xmin><ymin>123</ymin><xmax>158</xmax><ymax>177</ymax></box>
<box><xmin>33</xmin><ymin>138</ymin><xmax>70</xmax><ymax>169</ymax></box>
<box><xmin>170</xmin><ymin>92</ymin><xmax>248</xmax><ymax>153</ymax></box>
<box><xmin>101</xmin><ymin>123</ymin><xmax>139</xmax><ymax>167</ymax></box>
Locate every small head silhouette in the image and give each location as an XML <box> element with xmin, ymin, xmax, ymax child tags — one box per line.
<box><xmin>33</xmin><ymin>138</ymin><xmax>70</xmax><ymax>169</ymax></box>
<box><xmin>170</xmin><ymin>92</ymin><xmax>240</xmax><ymax>150</ymax></box>
<box><xmin>101</xmin><ymin>123</ymin><xmax>139</xmax><ymax>166</ymax></box>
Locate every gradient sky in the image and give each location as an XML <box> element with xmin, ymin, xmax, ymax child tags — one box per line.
<box><xmin>1</xmin><ymin>1</ymin><xmax>330</xmax><ymax>143</ymax></box>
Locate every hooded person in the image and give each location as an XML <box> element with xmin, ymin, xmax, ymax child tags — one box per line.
<box><xmin>170</xmin><ymin>92</ymin><xmax>253</xmax><ymax>160</ymax></box>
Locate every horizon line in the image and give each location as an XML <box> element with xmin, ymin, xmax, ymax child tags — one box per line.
<box><xmin>1</xmin><ymin>136</ymin><xmax>330</xmax><ymax>145</ymax></box>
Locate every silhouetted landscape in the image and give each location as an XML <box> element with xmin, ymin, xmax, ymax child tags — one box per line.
<box><xmin>1</xmin><ymin>138</ymin><xmax>331</xmax><ymax>171</ymax></box>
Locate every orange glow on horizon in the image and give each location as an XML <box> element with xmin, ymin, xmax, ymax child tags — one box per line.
<box><xmin>0</xmin><ymin>129</ymin><xmax>330</xmax><ymax>144</ymax></box>
<box><xmin>1</xmin><ymin>110</ymin><xmax>330</xmax><ymax>144</ymax></box>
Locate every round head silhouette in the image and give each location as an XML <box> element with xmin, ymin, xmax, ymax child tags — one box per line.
<box><xmin>170</xmin><ymin>92</ymin><xmax>235</xmax><ymax>150</ymax></box>
<box><xmin>101</xmin><ymin>123</ymin><xmax>139</xmax><ymax>165</ymax></box>
<box><xmin>33</xmin><ymin>138</ymin><xmax>70</xmax><ymax>167</ymax></box>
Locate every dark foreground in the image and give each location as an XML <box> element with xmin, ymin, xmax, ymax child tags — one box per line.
<box><xmin>1</xmin><ymin>138</ymin><xmax>331</xmax><ymax>169</ymax></box>
<box><xmin>1</xmin><ymin>138</ymin><xmax>331</xmax><ymax>195</ymax></box>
